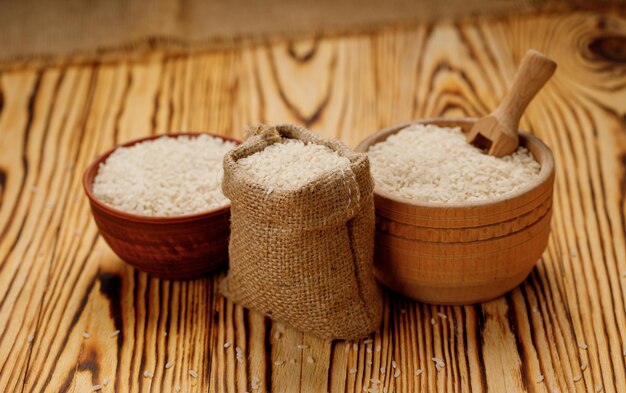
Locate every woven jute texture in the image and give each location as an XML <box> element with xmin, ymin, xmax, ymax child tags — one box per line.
<box><xmin>220</xmin><ymin>123</ymin><xmax>382</xmax><ymax>340</ymax></box>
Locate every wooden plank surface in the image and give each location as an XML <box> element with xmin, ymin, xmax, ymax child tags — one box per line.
<box><xmin>1</xmin><ymin>8</ymin><xmax>626</xmax><ymax>393</ymax></box>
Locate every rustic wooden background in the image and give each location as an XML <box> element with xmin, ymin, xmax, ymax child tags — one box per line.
<box><xmin>1</xmin><ymin>7</ymin><xmax>626</xmax><ymax>393</ymax></box>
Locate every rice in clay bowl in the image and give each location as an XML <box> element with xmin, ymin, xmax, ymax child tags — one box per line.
<box><xmin>83</xmin><ymin>132</ymin><xmax>240</xmax><ymax>280</ymax></box>
<box><xmin>355</xmin><ymin>118</ymin><xmax>555</xmax><ymax>304</ymax></box>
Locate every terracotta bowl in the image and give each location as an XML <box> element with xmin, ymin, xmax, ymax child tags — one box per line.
<box><xmin>83</xmin><ymin>132</ymin><xmax>241</xmax><ymax>280</ymax></box>
<box><xmin>355</xmin><ymin>118</ymin><xmax>555</xmax><ymax>305</ymax></box>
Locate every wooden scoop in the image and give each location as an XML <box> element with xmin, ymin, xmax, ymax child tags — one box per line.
<box><xmin>467</xmin><ymin>50</ymin><xmax>557</xmax><ymax>157</ymax></box>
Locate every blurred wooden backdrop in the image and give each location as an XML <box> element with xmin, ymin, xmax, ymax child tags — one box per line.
<box><xmin>0</xmin><ymin>0</ymin><xmax>624</xmax><ymax>67</ymax></box>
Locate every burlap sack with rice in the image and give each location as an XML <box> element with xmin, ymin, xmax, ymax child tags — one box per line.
<box><xmin>220</xmin><ymin>123</ymin><xmax>382</xmax><ymax>340</ymax></box>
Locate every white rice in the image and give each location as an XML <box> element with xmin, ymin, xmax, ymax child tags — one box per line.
<box><xmin>237</xmin><ymin>139</ymin><xmax>350</xmax><ymax>190</ymax></box>
<box><xmin>93</xmin><ymin>134</ymin><xmax>236</xmax><ymax>216</ymax></box>
<box><xmin>367</xmin><ymin>125</ymin><xmax>541</xmax><ymax>204</ymax></box>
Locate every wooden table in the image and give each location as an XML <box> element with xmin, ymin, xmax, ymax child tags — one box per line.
<box><xmin>1</xmin><ymin>7</ymin><xmax>625</xmax><ymax>393</ymax></box>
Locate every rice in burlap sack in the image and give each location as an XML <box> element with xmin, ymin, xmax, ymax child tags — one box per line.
<box><xmin>220</xmin><ymin>123</ymin><xmax>382</xmax><ymax>340</ymax></box>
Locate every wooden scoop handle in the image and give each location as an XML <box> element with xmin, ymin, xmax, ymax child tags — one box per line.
<box><xmin>494</xmin><ymin>50</ymin><xmax>557</xmax><ymax>132</ymax></box>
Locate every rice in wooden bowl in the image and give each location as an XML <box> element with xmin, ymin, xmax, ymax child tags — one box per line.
<box><xmin>355</xmin><ymin>118</ymin><xmax>554</xmax><ymax>304</ymax></box>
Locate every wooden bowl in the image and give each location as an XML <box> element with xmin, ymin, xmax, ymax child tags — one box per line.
<box><xmin>355</xmin><ymin>118</ymin><xmax>555</xmax><ymax>304</ymax></box>
<box><xmin>82</xmin><ymin>132</ymin><xmax>241</xmax><ymax>280</ymax></box>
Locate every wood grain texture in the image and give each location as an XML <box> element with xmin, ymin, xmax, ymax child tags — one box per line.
<box><xmin>1</xmin><ymin>8</ymin><xmax>626</xmax><ymax>393</ymax></box>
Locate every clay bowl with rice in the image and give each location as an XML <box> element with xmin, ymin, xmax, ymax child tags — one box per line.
<box><xmin>355</xmin><ymin>118</ymin><xmax>555</xmax><ymax>305</ymax></box>
<box><xmin>83</xmin><ymin>132</ymin><xmax>240</xmax><ymax>280</ymax></box>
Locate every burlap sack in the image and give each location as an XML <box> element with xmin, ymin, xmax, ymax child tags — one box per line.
<box><xmin>220</xmin><ymin>123</ymin><xmax>382</xmax><ymax>340</ymax></box>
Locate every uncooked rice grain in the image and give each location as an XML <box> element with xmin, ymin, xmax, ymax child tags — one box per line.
<box><xmin>165</xmin><ymin>361</ymin><xmax>174</xmax><ymax>369</ymax></box>
<box><xmin>236</xmin><ymin>139</ymin><xmax>350</xmax><ymax>190</ymax></box>
<box><xmin>368</xmin><ymin>125</ymin><xmax>541</xmax><ymax>203</ymax></box>
<box><xmin>189</xmin><ymin>370</ymin><xmax>198</xmax><ymax>378</ymax></box>
<box><xmin>93</xmin><ymin>134</ymin><xmax>236</xmax><ymax>216</ymax></box>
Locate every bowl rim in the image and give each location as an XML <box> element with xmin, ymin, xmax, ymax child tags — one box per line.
<box><xmin>355</xmin><ymin>117</ymin><xmax>555</xmax><ymax>210</ymax></box>
<box><xmin>82</xmin><ymin>131</ymin><xmax>242</xmax><ymax>224</ymax></box>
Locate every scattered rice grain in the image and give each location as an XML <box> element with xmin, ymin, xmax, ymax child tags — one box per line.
<box><xmin>224</xmin><ymin>342</ymin><xmax>231</xmax><ymax>349</ymax></box>
<box><xmin>430</xmin><ymin>318</ymin><xmax>436</xmax><ymax>325</ymax></box>
<box><xmin>415</xmin><ymin>369</ymin><xmax>423</xmax><ymax>376</ymax></box>
<box><xmin>91</xmin><ymin>384</ymin><xmax>103</xmax><ymax>391</ymax></box>
<box><xmin>27</xmin><ymin>334</ymin><xmax>34</xmax><ymax>343</ymax></box>
<box><xmin>82</xmin><ymin>332</ymin><xmax>90</xmax><ymax>339</ymax></box>
<box><xmin>394</xmin><ymin>369</ymin><xmax>401</xmax><ymax>378</ymax></box>
<box><xmin>175</xmin><ymin>383</ymin><xmax>181</xmax><ymax>392</ymax></box>
<box><xmin>307</xmin><ymin>356</ymin><xmax>315</xmax><ymax>364</ymax></box>
<box><xmin>102</xmin><ymin>378</ymin><xmax>109</xmax><ymax>386</ymax></box>
<box><xmin>596</xmin><ymin>383</ymin><xmax>603</xmax><ymax>391</ymax></box>
<box><xmin>143</xmin><ymin>370</ymin><xmax>154</xmax><ymax>378</ymax></box>
<box><xmin>165</xmin><ymin>361</ymin><xmax>174</xmax><ymax>369</ymax></box>
<box><xmin>274</xmin><ymin>360</ymin><xmax>284</xmax><ymax>366</ymax></box>
<box><xmin>297</xmin><ymin>344</ymin><xmax>309</xmax><ymax>349</ymax></box>
<box><xmin>581</xmin><ymin>362</ymin><xmax>587</xmax><ymax>371</ymax></box>
<box><xmin>535</xmin><ymin>375</ymin><xmax>544</xmax><ymax>383</ymax></box>
<box><xmin>578</xmin><ymin>342</ymin><xmax>588</xmax><ymax>350</ymax></box>
<box><xmin>573</xmin><ymin>375</ymin><xmax>582</xmax><ymax>382</ymax></box>
<box><xmin>392</xmin><ymin>360</ymin><xmax>397</xmax><ymax>369</ymax></box>
<box><xmin>189</xmin><ymin>370</ymin><xmax>198</xmax><ymax>378</ymax></box>
<box><xmin>363</xmin><ymin>339</ymin><xmax>373</xmax><ymax>344</ymax></box>
<box><xmin>110</xmin><ymin>330</ymin><xmax>120</xmax><ymax>338</ymax></box>
<box><xmin>437</xmin><ymin>312</ymin><xmax>447</xmax><ymax>319</ymax></box>
<box><xmin>349</xmin><ymin>368</ymin><xmax>357</xmax><ymax>374</ymax></box>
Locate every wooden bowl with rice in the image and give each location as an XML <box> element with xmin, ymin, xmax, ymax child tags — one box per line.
<box><xmin>355</xmin><ymin>118</ymin><xmax>555</xmax><ymax>305</ymax></box>
<box><xmin>83</xmin><ymin>132</ymin><xmax>240</xmax><ymax>280</ymax></box>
